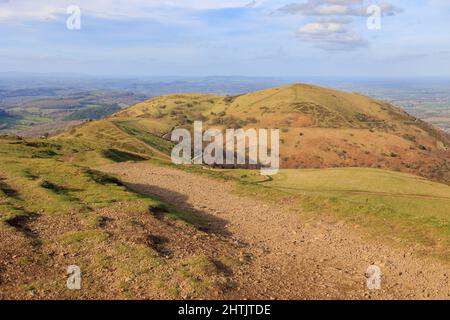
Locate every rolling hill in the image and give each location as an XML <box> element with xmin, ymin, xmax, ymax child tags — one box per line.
<box><xmin>59</xmin><ymin>84</ymin><xmax>450</xmax><ymax>184</ymax></box>
<box><xmin>1</xmin><ymin>83</ymin><xmax>450</xmax><ymax>299</ymax></box>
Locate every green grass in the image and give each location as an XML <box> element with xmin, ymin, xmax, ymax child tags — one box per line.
<box><xmin>0</xmin><ymin>136</ymin><xmax>197</xmax><ymax>223</ymax></box>
<box><xmin>0</xmin><ymin>114</ymin><xmax>53</xmax><ymax>134</ymax></box>
<box><xmin>55</xmin><ymin>120</ymin><xmax>156</xmax><ymax>167</ymax></box>
<box><xmin>113</xmin><ymin>120</ymin><xmax>174</xmax><ymax>155</ymax></box>
<box><xmin>253</xmin><ymin>168</ymin><xmax>450</xmax><ymax>197</ymax></box>
<box><xmin>101</xmin><ymin>148</ymin><xmax>149</xmax><ymax>163</ymax></box>
<box><xmin>61</xmin><ymin>229</ymin><xmax>111</xmax><ymax>245</ymax></box>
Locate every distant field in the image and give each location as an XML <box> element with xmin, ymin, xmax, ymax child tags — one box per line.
<box><xmin>0</xmin><ymin>90</ymin><xmax>147</xmax><ymax>136</ymax></box>
<box><xmin>424</xmin><ymin>117</ymin><xmax>450</xmax><ymax>133</ymax></box>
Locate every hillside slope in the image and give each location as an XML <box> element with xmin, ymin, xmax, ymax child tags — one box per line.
<box><xmin>1</xmin><ymin>83</ymin><xmax>450</xmax><ymax>299</ymax></box>
<box><xmin>2</xmin><ymin>134</ymin><xmax>449</xmax><ymax>299</ymax></box>
<box><xmin>0</xmin><ymin>136</ymin><xmax>242</xmax><ymax>299</ymax></box>
<box><xmin>60</xmin><ymin>84</ymin><xmax>450</xmax><ymax>183</ymax></box>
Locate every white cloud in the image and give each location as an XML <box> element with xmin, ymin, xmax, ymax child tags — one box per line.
<box><xmin>279</xmin><ymin>0</ymin><xmax>403</xmax><ymax>51</ymax></box>
<box><xmin>0</xmin><ymin>0</ymin><xmax>257</xmax><ymax>22</ymax></box>
<box><xmin>279</xmin><ymin>0</ymin><xmax>403</xmax><ymax>17</ymax></box>
<box><xmin>299</xmin><ymin>21</ymin><xmax>345</xmax><ymax>34</ymax></box>
<box><xmin>297</xmin><ymin>19</ymin><xmax>367</xmax><ymax>50</ymax></box>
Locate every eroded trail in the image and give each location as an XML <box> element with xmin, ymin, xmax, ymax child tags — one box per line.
<box><xmin>101</xmin><ymin>163</ymin><xmax>449</xmax><ymax>299</ymax></box>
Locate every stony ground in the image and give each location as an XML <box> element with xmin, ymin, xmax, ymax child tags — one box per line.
<box><xmin>100</xmin><ymin>162</ymin><xmax>450</xmax><ymax>300</ymax></box>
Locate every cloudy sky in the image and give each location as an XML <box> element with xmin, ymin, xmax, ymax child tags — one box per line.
<box><xmin>0</xmin><ymin>0</ymin><xmax>449</xmax><ymax>77</ymax></box>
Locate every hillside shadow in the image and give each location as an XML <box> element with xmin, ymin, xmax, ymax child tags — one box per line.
<box><xmin>5</xmin><ymin>212</ymin><xmax>42</xmax><ymax>248</ymax></box>
<box><xmin>125</xmin><ymin>183</ymin><xmax>232</xmax><ymax>237</ymax></box>
<box><xmin>0</xmin><ymin>177</ymin><xmax>20</xmax><ymax>199</ymax></box>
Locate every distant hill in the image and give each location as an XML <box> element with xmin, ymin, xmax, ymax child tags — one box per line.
<box><xmin>59</xmin><ymin>84</ymin><xmax>450</xmax><ymax>183</ymax></box>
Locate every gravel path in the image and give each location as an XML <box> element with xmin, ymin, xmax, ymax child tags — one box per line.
<box><xmin>101</xmin><ymin>163</ymin><xmax>450</xmax><ymax>299</ymax></box>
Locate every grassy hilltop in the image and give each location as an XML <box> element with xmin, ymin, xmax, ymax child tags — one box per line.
<box><xmin>60</xmin><ymin>84</ymin><xmax>450</xmax><ymax>183</ymax></box>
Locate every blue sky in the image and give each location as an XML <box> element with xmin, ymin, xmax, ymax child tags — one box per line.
<box><xmin>0</xmin><ymin>0</ymin><xmax>449</xmax><ymax>78</ymax></box>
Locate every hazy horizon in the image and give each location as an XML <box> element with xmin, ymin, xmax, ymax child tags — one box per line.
<box><xmin>2</xmin><ymin>71</ymin><xmax>450</xmax><ymax>82</ymax></box>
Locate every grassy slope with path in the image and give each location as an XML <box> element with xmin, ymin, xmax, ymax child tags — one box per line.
<box><xmin>0</xmin><ymin>136</ymin><xmax>239</xmax><ymax>299</ymax></box>
<box><xmin>56</xmin><ymin>83</ymin><xmax>450</xmax><ymax>261</ymax></box>
<box><xmin>1</xmin><ymin>83</ymin><xmax>449</xmax><ymax>298</ymax></box>
<box><xmin>101</xmin><ymin>162</ymin><xmax>450</xmax><ymax>299</ymax></box>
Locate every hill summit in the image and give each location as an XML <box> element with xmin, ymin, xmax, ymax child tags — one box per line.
<box><xmin>60</xmin><ymin>84</ymin><xmax>450</xmax><ymax>183</ymax></box>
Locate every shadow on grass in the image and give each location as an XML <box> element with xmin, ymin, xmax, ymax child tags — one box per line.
<box><xmin>126</xmin><ymin>182</ymin><xmax>232</xmax><ymax>238</ymax></box>
<box><xmin>5</xmin><ymin>212</ymin><xmax>42</xmax><ymax>247</ymax></box>
<box><xmin>102</xmin><ymin>148</ymin><xmax>149</xmax><ymax>163</ymax></box>
<box><xmin>0</xmin><ymin>177</ymin><xmax>20</xmax><ymax>198</ymax></box>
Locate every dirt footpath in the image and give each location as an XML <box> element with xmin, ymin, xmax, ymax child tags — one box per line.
<box><xmin>101</xmin><ymin>163</ymin><xmax>450</xmax><ymax>299</ymax></box>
